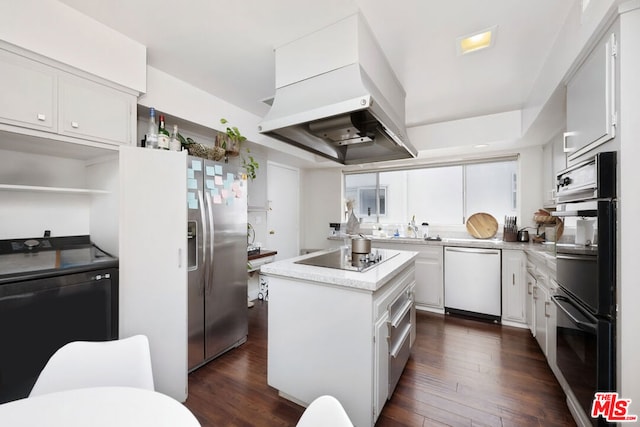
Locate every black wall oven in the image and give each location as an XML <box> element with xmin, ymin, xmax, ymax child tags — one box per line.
<box><xmin>552</xmin><ymin>152</ymin><xmax>616</xmax><ymax>426</ymax></box>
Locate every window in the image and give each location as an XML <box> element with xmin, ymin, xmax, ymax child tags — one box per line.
<box><xmin>344</xmin><ymin>159</ymin><xmax>517</xmax><ymax>225</ymax></box>
<box><xmin>358</xmin><ymin>187</ymin><xmax>386</xmax><ymax>217</ymax></box>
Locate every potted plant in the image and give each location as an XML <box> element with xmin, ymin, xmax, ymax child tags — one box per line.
<box><xmin>219</xmin><ymin>118</ymin><xmax>245</xmax><ymax>156</ymax></box>
<box><xmin>242</xmin><ymin>149</ymin><xmax>259</xmax><ymax>181</ymax></box>
<box><xmin>218</xmin><ymin>118</ymin><xmax>259</xmax><ymax>180</ymax></box>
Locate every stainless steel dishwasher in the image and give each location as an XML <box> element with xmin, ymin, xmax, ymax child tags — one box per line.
<box><xmin>444</xmin><ymin>247</ymin><xmax>502</xmax><ymax>321</ymax></box>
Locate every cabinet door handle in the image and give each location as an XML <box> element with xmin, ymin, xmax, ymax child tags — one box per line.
<box><xmin>71</xmin><ymin>121</ymin><xmax>79</xmax><ymax>129</ymax></box>
<box><xmin>37</xmin><ymin>113</ymin><xmax>46</xmax><ymax>121</ymax></box>
<box><xmin>512</xmin><ymin>273</ymin><xmax>515</xmax><ymax>285</ymax></box>
<box><xmin>527</xmin><ymin>281</ymin><xmax>533</xmax><ymax>295</ymax></box>
<box><xmin>545</xmin><ymin>301</ymin><xmax>551</xmax><ymax>317</ymax></box>
<box><xmin>563</xmin><ymin>131</ymin><xmax>576</xmax><ymax>153</ymax></box>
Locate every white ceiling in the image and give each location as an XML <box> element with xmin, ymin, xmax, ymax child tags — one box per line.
<box><xmin>58</xmin><ymin>0</ymin><xmax>574</xmax><ymax>134</ymax></box>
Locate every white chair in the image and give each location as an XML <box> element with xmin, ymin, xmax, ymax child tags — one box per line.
<box><xmin>29</xmin><ymin>335</ymin><xmax>154</xmax><ymax>397</ymax></box>
<box><xmin>296</xmin><ymin>395</ymin><xmax>354</xmax><ymax>427</ymax></box>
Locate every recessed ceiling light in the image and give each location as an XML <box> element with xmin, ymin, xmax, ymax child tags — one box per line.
<box><xmin>457</xmin><ymin>26</ymin><xmax>497</xmax><ymax>55</ymax></box>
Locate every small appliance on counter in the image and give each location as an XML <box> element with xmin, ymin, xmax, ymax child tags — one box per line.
<box><xmin>421</xmin><ymin>222</ymin><xmax>429</xmax><ymax>239</ymax></box>
<box><xmin>328</xmin><ymin>222</ymin><xmax>344</xmax><ymax>236</ymax></box>
<box><xmin>517</xmin><ymin>228</ymin><xmax>530</xmax><ymax>242</ymax></box>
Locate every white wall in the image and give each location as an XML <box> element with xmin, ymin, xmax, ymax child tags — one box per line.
<box><xmin>139</xmin><ymin>66</ymin><xmax>320</xmax><ymax>167</ymax></box>
<box><xmin>0</xmin><ymin>0</ymin><xmax>146</xmax><ymax>92</ymax></box>
<box><xmin>0</xmin><ymin>149</ymin><xmax>92</xmax><ymax>238</ymax></box>
<box><xmin>408</xmin><ymin>110</ymin><xmax>522</xmax><ymax>151</ymax></box>
<box><xmin>300</xmin><ymin>168</ymin><xmax>343</xmax><ymax>250</ymax></box>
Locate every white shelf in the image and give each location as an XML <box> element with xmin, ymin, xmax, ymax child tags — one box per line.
<box><xmin>0</xmin><ymin>183</ymin><xmax>110</xmax><ymax>195</ymax></box>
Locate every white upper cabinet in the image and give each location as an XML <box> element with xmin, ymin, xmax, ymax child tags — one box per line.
<box><xmin>0</xmin><ymin>43</ymin><xmax>137</xmax><ymax>153</ymax></box>
<box><xmin>59</xmin><ymin>74</ymin><xmax>134</xmax><ymax>145</ymax></box>
<box><xmin>565</xmin><ymin>29</ymin><xmax>617</xmax><ymax>161</ymax></box>
<box><xmin>0</xmin><ymin>48</ymin><xmax>56</xmax><ymax>132</ymax></box>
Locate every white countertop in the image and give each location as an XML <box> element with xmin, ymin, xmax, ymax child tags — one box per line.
<box><xmin>328</xmin><ymin>235</ymin><xmax>557</xmax><ymax>269</ymax></box>
<box><xmin>260</xmin><ymin>249</ymin><xmax>418</xmax><ymax>292</ymax></box>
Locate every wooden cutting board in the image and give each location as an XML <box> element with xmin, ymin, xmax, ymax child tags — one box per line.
<box><xmin>466</xmin><ymin>213</ymin><xmax>498</xmax><ymax>239</ymax></box>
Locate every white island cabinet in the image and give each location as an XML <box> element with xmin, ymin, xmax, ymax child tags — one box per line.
<box><xmin>261</xmin><ymin>249</ymin><xmax>417</xmax><ymax>427</ymax></box>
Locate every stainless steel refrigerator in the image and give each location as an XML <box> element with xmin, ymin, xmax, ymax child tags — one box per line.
<box><xmin>186</xmin><ymin>156</ymin><xmax>248</xmax><ymax>371</ymax></box>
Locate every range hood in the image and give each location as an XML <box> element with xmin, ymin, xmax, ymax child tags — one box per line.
<box><xmin>258</xmin><ymin>14</ymin><xmax>417</xmax><ymax>165</ymax></box>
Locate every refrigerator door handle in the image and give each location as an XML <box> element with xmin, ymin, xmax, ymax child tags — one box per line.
<box><xmin>205</xmin><ymin>190</ymin><xmax>215</xmax><ymax>294</ymax></box>
<box><xmin>198</xmin><ymin>189</ymin><xmax>208</xmax><ymax>294</ymax></box>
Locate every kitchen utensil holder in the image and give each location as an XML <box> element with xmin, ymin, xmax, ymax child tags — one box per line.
<box><xmin>503</xmin><ymin>228</ymin><xmax>518</xmax><ymax>242</ymax></box>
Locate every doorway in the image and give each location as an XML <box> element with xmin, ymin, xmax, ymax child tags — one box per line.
<box><xmin>266</xmin><ymin>162</ymin><xmax>300</xmax><ymax>260</ymax></box>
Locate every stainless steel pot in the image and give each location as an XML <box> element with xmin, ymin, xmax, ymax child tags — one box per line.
<box><xmin>351</xmin><ymin>235</ymin><xmax>372</xmax><ymax>254</ymax></box>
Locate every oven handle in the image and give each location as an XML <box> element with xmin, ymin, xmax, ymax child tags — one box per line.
<box><xmin>552</xmin><ymin>295</ymin><xmax>597</xmax><ymax>333</ymax></box>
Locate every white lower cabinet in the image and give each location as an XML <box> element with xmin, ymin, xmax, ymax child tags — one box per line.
<box><xmin>413</xmin><ymin>246</ymin><xmax>443</xmax><ymax>309</ymax></box>
<box><xmin>373</xmin><ymin>312</ymin><xmax>389</xmax><ymax>420</ymax></box>
<box><xmin>525</xmin><ymin>266</ymin><xmax>536</xmax><ymax>335</ymax></box>
<box><xmin>501</xmin><ymin>250</ymin><xmax>526</xmax><ymax>324</ymax></box>
<box><xmin>546</xmin><ymin>279</ymin><xmax>560</xmax><ymax>374</ymax></box>
<box><xmin>267</xmin><ymin>263</ymin><xmax>415</xmax><ymax>427</ymax></box>
<box><xmin>526</xmin><ymin>253</ymin><xmax>559</xmax><ymax>375</ymax></box>
<box><xmin>533</xmin><ymin>277</ymin><xmax>549</xmax><ymax>356</ymax></box>
<box><xmin>372</xmin><ymin>242</ymin><xmax>443</xmax><ymax>311</ymax></box>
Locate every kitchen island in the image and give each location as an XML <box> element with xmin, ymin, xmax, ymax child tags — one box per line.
<box><xmin>260</xmin><ymin>248</ymin><xmax>418</xmax><ymax>427</ymax></box>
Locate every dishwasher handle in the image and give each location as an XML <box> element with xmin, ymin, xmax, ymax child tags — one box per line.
<box><xmin>445</xmin><ymin>247</ymin><xmax>500</xmax><ymax>255</ymax></box>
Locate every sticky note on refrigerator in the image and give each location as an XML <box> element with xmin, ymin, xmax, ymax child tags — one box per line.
<box><xmin>187</xmin><ymin>168</ymin><xmax>195</xmax><ymax>179</ymax></box>
<box><xmin>188</xmin><ymin>199</ymin><xmax>198</xmax><ymax>209</ymax></box>
<box><xmin>210</xmin><ymin>188</ymin><xmax>219</xmax><ymax>196</ymax></box>
<box><xmin>214</xmin><ymin>176</ymin><xmax>223</xmax><ymax>186</ymax></box>
<box><xmin>206</xmin><ymin>179</ymin><xmax>215</xmax><ymax>189</ymax></box>
<box><xmin>187</xmin><ymin>179</ymin><xmax>198</xmax><ymax>190</ymax></box>
<box><xmin>191</xmin><ymin>160</ymin><xmax>202</xmax><ymax>171</ymax></box>
<box><xmin>221</xmin><ymin>189</ymin><xmax>229</xmax><ymax>199</ymax></box>
<box><xmin>214</xmin><ymin>165</ymin><xmax>223</xmax><ymax>175</ymax></box>
<box><xmin>206</xmin><ymin>166</ymin><xmax>216</xmax><ymax>176</ymax></box>
<box><xmin>213</xmin><ymin>195</ymin><xmax>222</xmax><ymax>204</ymax></box>
<box><xmin>226</xmin><ymin>197</ymin><xmax>234</xmax><ymax>206</ymax></box>
<box><xmin>227</xmin><ymin>173</ymin><xmax>234</xmax><ymax>181</ymax></box>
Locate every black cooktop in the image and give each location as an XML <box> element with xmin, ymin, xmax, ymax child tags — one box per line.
<box><xmin>295</xmin><ymin>247</ymin><xmax>398</xmax><ymax>272</ymax></box>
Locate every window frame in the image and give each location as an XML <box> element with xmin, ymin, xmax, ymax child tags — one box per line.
<box><xmin>343</xmin><ymin>156</ymin><xmax>518</xmax><ymax>225</ymax></box>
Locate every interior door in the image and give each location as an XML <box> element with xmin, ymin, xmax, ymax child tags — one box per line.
<box><xmin>266</xmin><ymin>162</ymin><xmax>299</xmax><ymax>260</ymax></box>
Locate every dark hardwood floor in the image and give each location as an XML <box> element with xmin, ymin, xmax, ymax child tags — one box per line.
<box><xmin>185</xmin><ymin>301</ymin><xmax>575</xmax><ymax>426</ymax></box>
